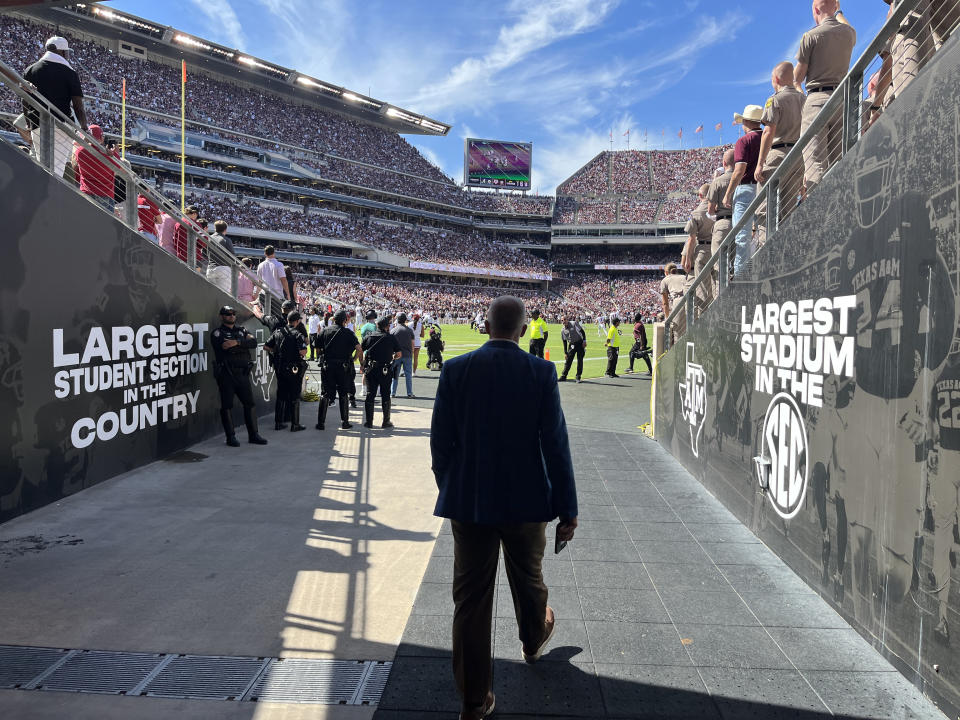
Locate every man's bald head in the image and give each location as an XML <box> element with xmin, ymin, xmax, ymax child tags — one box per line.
<box><xmin>723</xmin><ymin>148</ymin><xmax>735</xmax><ymax>169</ymax></box>
<box><xmin>813</xmin><ymin>0</ymin><xmax>838</xmax><ymax>23</ymax></box>
<box><xmin>773</xmin><ymin>61</ymin><xmax>795</xmax><ymax>88</ymax></box>
<box><xmin>698</xmin><ymin>183</ymin><xmax>711</xmax><ymax>198</ymax></box>
<box><xmin>486</xmin><ymin>296</ymin><xmax>527</xmax><ymax>341</ymax></box>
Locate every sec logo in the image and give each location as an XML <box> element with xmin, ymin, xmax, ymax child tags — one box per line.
<box><xmin>759</xmin><ymin>392</ymin><xmax>808</xmax><ymax>519</ymax></box>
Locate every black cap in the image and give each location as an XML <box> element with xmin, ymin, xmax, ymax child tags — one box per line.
<box><xmin>531</xmin><ymin>309</ymin><xmax>540</xmax><ymax>318</ymax></box>
<box><xmin>219</xmin><ymin>305</ymin><xmax>236</xmax><ymax>315</ymax></box>
<box><xmin>365</xmin><ymin>310</ymin><xmax>377</xmax><ymax>320</ymax></box>
<box><xmin>282</xmin><ymin>300</ymin><xmax>295</xmax><ymax>311</ymax></box>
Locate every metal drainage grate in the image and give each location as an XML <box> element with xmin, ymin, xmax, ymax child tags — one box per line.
<box><xmin>39</xmin><ymin>650</ymin><xmax>164</xmax><ymax>695</ymax></box>
<box><xmin>357</xmin><ymin>661</ymin><xmax>392</xmax><ymax>704</ymax></box>
<box><xmin>0</xmin><ymin>645</ymin><xmax>69</xmax><ymax>689</ymax></box>
<box><xmin>142</xmin><ymin>655</ymin><xmax>269</xmax><ymax>701</ymax></box>
<box><xmin>0</xmin><ymin>645</ymin><xmax>392</xmax><ymax>705</ymax></box>
<box><xmin>247</xmin><ymin>658</ymin><xmax>370</xmax><ymax>704</ymax></box>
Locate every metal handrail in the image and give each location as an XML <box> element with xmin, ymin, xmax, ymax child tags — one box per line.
<box><xmin>663</xmin><ymin>0</ymin><xmax>920</xmax><ymax>345</ymax></box>
<box><xmin>0</xmin><ymin>55</ymin><xmax>287</xmax><ymax>319</ymax></box>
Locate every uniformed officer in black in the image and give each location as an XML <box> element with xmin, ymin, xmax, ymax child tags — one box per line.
<box><xmin>265</xmin><ymin>311</ymin><xmax>308</xmax><ymax>432</ymax></box>
<box><xmin>361</xmin><ymin>316</ymin><xmax>402</xmax><ymax>429</ymax></box>
<box><xmin>211</xmin><ymin>306</ymin><xmax>268</xmax><ymax>446</ymax></box>
<box><xmin>316</xmin><ymin>309</ymin><xmax>361</xmax><ymax>431</ymax></box>
<box><xmin>260</xmin><ymin>299</ymin><xmax>295</xmax><ymax>333</ymax></box>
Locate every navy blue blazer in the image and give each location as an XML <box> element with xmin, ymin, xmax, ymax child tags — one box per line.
<box><xmin>430</xmin><ymin>339</ymin><xmax>578</xmax><ymax>524</ymax></box>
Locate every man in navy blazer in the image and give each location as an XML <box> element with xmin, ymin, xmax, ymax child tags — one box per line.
<box><xmin>431</xmin><ymin>296</ymin><xmax>578</xmax><ymax>720</ymax></box>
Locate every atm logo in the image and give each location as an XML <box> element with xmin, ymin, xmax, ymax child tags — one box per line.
<box><xmin>678</xmin><ymin>343</ymin><xmax>707</xmax><ymax>458</ymax></box>
<box><xmin>251</xmin><ymin>329</ymin><xmax>275</xmax><ymax>402</ymax></box>
<box><xmin>759</xmin><ymin>392</ymin><xmax>809</xmax><ymax>519</ymax></box>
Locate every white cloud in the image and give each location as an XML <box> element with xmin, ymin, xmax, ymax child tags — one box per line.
<box><xmin>253</xmin><ymin>0</ymin><xmax>354</xmax><ymax>81</ymax></box>
<box><xmin>534</xmin><ymin>114</ymin><xmax>633</xmax><ymax>195</ymax></box>
<box><xmin>186</xmin><ymin>0</ymin><xmax>247</xmax><ymax>50</ymax></box>
<box><xmin>410</xmin><ymin>0</ymin><xmax>620</xmax><ymax>115</ymax></box>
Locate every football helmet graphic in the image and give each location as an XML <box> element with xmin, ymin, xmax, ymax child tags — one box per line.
<box><xmin>855</xmin><ymin>123</ymin><xmax>897</xmax><ymax>228</ymax></box>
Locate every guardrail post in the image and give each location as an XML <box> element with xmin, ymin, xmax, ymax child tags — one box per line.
<box><xmin>187</xmin><ymin>228</ymin><xmax>197</xmax><ymax>271</ymax></box>
<box><xmin>230</xmin><ymin>265</ymin><xmax>239</xmax><ymax>301</ymax></box>
<box><xmin>123</xmin><ymin>177</ymin><xmax>138</xmax><ymax>230</ymax></box>
<box><xmin>664</xmin><ymin>319</ymin><xmax>672</xmax><ymax>351</ymax></box>
<box><xmin>842</xmin><ymin>72</ymin><xmax>862</xmax><ymax>154</ymax></box>
<box><xmin>718</xmin><ymin>245</ymin><xmax>729</xmax><ymax>291</ymax></box>
<box><xmin>685</xmin><ymin>292</ymin><xmax>695</xmax><ymax>331</ymax></box>
<box><xmin>766</xmin><ymin>179</ymin><xmax>779</xmax><ymax>239</ymax></box>
<box><xmin>38</xmin><ymin>112</ymin><xmax>54</xmax><ymax>171</ymax></box>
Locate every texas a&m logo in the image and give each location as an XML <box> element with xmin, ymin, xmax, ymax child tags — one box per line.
<box><xmin>678</xmin><ymin>343</ymin><xmax>707</xmax><ymax>457</ymax></box>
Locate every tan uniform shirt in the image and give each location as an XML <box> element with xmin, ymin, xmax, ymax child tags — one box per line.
<box><xmin>762</xmin><ymin>87</ymin><xmax>805</xmax><ymax>145</ymax></box>
<box><xmin>660</xmin><ymin>273</ymin><xmax>687</xmax><ymax>312</ymax></box>
<box><xmin>797</xmin><ymin>16</ymin><xmax>857</xmax><ymax>90</ymax></box>
<box><xmin>684</xmin><ymin>199</ymin><xmax>715</xmax><ymax>243</ymax></box>
<box><xmin>707</xmin><ymin>170</ymin><xmax>734</xmax><ymax>217</ymax></box>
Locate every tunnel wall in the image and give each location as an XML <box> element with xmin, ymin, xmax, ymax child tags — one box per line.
<box><xmin>654</xmin><ymin>39</ymin><xmax>960</xmax><ymax>714</ymax></box>
<box><xmin>0</xmin><ymin>141</ymin><xmax>276</xmax><ymax>524</ymax></box>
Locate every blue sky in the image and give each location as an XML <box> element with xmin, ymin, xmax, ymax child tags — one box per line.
<box><xmin>109</xmin><ymin>0</ymin><xmax>887</xmax><ymax>194</ymax></box>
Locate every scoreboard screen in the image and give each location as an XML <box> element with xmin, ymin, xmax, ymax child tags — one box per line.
<box><xmin>464</xmin><ymin>138</ymin><xmax>532</xmax><ymax>190</ymax></box>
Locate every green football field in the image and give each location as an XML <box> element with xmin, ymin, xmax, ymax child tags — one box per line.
<box><xmin>429</xmin><ymin>323</ymin><xmax>654</xmax><ymax>380</ymax></box>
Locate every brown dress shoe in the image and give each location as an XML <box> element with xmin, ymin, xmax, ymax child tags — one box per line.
<box><xmin>522</xmin><ymin>605</ymin><xmax>556</xmax><ymax>663</ymax></box>
<box><xmin>460</xmin><ymin>690</ymin><xmax>496</xmax><ymax>719</ymax></box>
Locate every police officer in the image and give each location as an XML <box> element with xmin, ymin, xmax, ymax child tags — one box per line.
<box><xmin>210</xmin><ymin>306</ymin><xmax>268</xmax><ymax>446</ymax></box>
<box><xmin>265</xmin><ymin>311</ymin><xmax>308</xmax><ymax>432</ymax></box>
<box><xmin>316</xmin><ymin>309</ymin><xmax>361</xmax><ymax>431</ymax></box>
<box><xmin>361</xmin><ymin>316</ymin><xmax>402</xmax><ymax>428</ymax></box>
<box><xmin>682</xmin><ymin>184</ymin><xmax>715</xmax><ymax>309</ymax></box>
<box><xmin>795</xmin><ymin>0</ymin><xmax>856</xmax><ymax>194</ymax></box>
<box><xmin>604</xmin><ymin>316</ymin><xmax>622</xmax><ymax>378</ymax></box>
<box><xmin>528</xmin><ymin>309</ymin><xmax>548</xmax><ymax>357</ymax></box>
<box><xmin>755</xmin><ymin>61</ymin><xmax>805</xmax><ymax>245</ymax></box>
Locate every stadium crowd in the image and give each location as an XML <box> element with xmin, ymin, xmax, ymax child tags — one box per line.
<box><xmin>619</xmin><ymin>199</ymin><xmax>660</xmax><ymax>224</ymax></box>
<box><xmin>550</xmin><ymin>246</ymin><xmax>676</xmax><ymax>266</ymax></box>
<box><xmin>611</xmin><ymin>151</ymin><xmax>650</xmax><ymax>194</ymax></box>
<box><xmin>0</xmin><ymin>15</ymin><xmax>555</xmax><ymax>216</ymax></box>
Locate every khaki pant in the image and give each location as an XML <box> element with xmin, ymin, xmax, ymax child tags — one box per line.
<box><xmin>710</xmin><ymin>217</ymin><xmax>732</xmax><ymax>287</ymax></box>
<box><xmin>691</xmin><ymin>242</ymin><xmax>713</xmax><ymax>310</ymax></box>
<box><xmin>755</xmin><ymin>146</ymin><xmax>803</xmax><ymax>246</ymax></box>
<box><xmin>801</xmin><ymin>90</ymin><xmax>841</xmax><ymax>193</ymax></box>
<box><xmin>452</xmin><ymin>520</ymin><xmax>548</xmax><ymax>709</ymax></box>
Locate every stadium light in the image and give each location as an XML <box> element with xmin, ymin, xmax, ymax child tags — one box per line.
<box><xmin>419</xmin><ymin>119</ymin><xmax>447</xmax><ymax>133</ymax></box>
<box><xmin>91</xmin><ymin>6</ymin><xmax>162</xmax><ymax>34</ymax></box>
<box><xmin>386</xmin><ymin>107</ymin><xmax>417</xmax><ymax>122</ymax></box>
<box><xmin>342</xmin><ymin>92</ymin><xmax>380</xmax><ymax>109</ymax></box>
<box><xmin>296</xmin><ymin>76</ymin><xmax>340</xmax><ymax>94</ymax></box>
<box><xmin>237</xmin><ymin>55</ymin><xmax>288</xmax><ymax>77</ymax></box>
<box><xmin>173</xmin><ymin>34</ymin><xmax>235</xmax><ymax>59</ymax></box>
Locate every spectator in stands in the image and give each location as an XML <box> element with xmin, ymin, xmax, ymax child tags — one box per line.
<box><xmin>22</xmin><ymin>36</ymin><xmax>87</xmax><ymax>179</ymax></box>
<box><xmin>256</xmin><ymin>244</ymin><xmax>289</xmax><ymax>305</ymax></box>
<box><xmin>682</xmin><ymin>183</ymin><xmax>714</xmax><ymax>308</ymax></box>
<box><xmin>238</xmin><ymin>257</ymin><xmax>258</xmax><ymax>304</ymax></box>
<box><xmin>206</xmin><ymin>220</ymin><xmax>235</xmax><ymax>293</ymax></box>
<box><xmin>723</xmin><ymin>106</ymin><xmax>764</xmax><ymax>274</ymax></box>
<box><xmin>795</xmin><ymin>0</ymin><xmax>857</xmax><ymax>194</ymax></box>
<box><xmin>137</xmin><ymin>191</ymin><xmax>161</xmax><ymax>243</ymax></box>
<box><xmin>874</xmin><ymin>0</ymin><xmax>934</xmax><ymax>115</ymax></box>
<box><xmin>173</xmin><ymin>205</ymin><xmax>201</xmax><ymax>265</ymax></box>
<box><xmin>391</xmin><ymin>312</ymin><xmax>415</xmax><ymax>399</ymax></box>
<box><xmin>755</xmin><ymin>62</ymin><xmax>805</xmax><ymax>246</ymax></box>
<box><xmin>71</xmin><ymin>124</ymin><xmax>115</xmax><ymax>212</ymax></box>
<box><xmin>157</xmin><ymin>209</ymin><xmax>177</xmax><ymax>256</ymax></box>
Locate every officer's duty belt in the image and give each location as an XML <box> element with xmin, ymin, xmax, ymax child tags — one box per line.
<box><xmin>715</xmin><ymin>213</ymin><xmax>732</xmax><ymax>220</ymax></box>
<box><xmin>771</xmin><ymin>142</ymin><xmax>795</xmax><ymax>150</ymax></box>
<box><xmin>808</xmin><ymin>85</ymin><xmax>835</xmax><ymax>94</ymax></box>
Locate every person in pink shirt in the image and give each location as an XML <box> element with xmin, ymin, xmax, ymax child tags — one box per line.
<box><xmin>157</xmin><ymin>211</ymin><xmax>177</xmax><ymax>256</ymax></box>
<box><xmin>238</xmin><ymin>257</ymin><xmax>258</xmax><ymax>304</ymax></box>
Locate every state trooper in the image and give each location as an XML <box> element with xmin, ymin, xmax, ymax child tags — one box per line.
<box><xmin>795</xmin><ymin>0</ymin><xmax>857</xmax><ymax>194</ymax></box>
<box><xmin>265</xmin><ymin>310</ymin><xmax>308</xmax><ymax>432</ymax></box>
<box><xmin>681</xmin><ymin>183</ymin><xmax>715</xmax><ymax>310</ymax></box>
<box><xmin>210</xmin><ymin>305</ymin><xmax>268</xmax><ymax>446</ymax></box>
<box><xmin>361</xmin><ymin>316</ymin><xmax>402</xmax><ymax>428</ymax></box>
<box><xmin>755</xmin><ymin>61</ymin><xmax>805</xmax><ymax>246</ymax></box>
<box><xmin>316</xmin><ymin>309</ymin><xmax>361</xmax><ymax>431</ymax></box>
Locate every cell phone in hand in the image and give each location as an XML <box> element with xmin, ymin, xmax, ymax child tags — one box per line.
<box><xmin>554</xmin><ymin>534</ymin><xmax>567</xmax><ymax>555</ymax></box>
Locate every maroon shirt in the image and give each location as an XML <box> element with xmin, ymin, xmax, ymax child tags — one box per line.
<box><xmin>733</xmin><ymin>128</ymin><xmax>763</xmax><ymax>185</ymax></box>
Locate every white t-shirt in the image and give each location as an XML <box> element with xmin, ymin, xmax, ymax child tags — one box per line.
<box><xmin>413</xmin><ymin>319</ymin><xmax>423</xmax><ymax>348</ymax></box>
<box><xmin>307</xmin><ymin>315</ymin><xmax>321</xmax><ymax>334</ymax></box>
<box><xmin>256</xmin><ymin>257</ymin><xmax>286</xmax><ymax>297</ymax></box>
